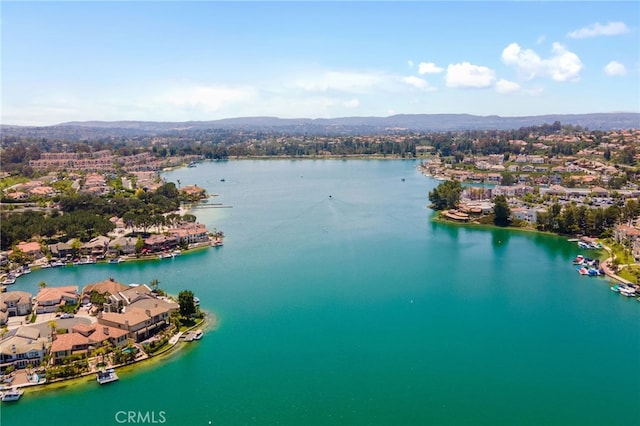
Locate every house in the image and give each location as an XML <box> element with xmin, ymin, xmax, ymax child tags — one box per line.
<box><xmin>97</xmin><ymin>296</ymin><xmax>178</xmax><ymax>342</ymax></box>
<box><xmin>143</xmin><ymin>234</ymin><xmax>178</xmax><ymax>253</ymax></box>
<box><xmin>29</xmin><ymin>186</ymin><xmax>55</xmax><ymax>197</ymax></box>
<box><xmin>545</xmin><ymin>185</ymin><xmax>568</xmax><ymax>196</ymax></box>
<box><xmin>48</xmin><ymin>241</ymin><xmax>73</xmax><ymax>259</ymax></box>
<box><xmin>15</xmin><ymin>241</ymin><xmax>44</xmax><ymax>260</ymax></box>
<box><xmin>179</xmin><ymin>185</ymin><xmax>206</xmax><ymax>198</ymax></box>
<box><xmin>511</xmin><ymin>207</ymin><xmax>539</xmax><ymax>224</ymax></box>
<box><xmin>614</xmin><ymin>225</ymin><xmax>640</xmax><ymax>246</ymax></box>
<box><xmin>486</xmin><ymin>173</ymin><xmax>502</xmax><ymax>184</ymax></box>
<box><xmin>102</xmin><ymin>284</ymin><xmax>154</xmax><ymax>312</ymax></box>
<box><xmin>34</xmin><ymin>286</ymin><xmax>79</xmax><ymax>314</ymax></box>
<box><xmin>49</xmin><ymin>323</ymin><xmax>129</xmax><ymax>365</ymax></box>
<box><xmin>80</xmin><ymin>236</ymin><xmax>111</xmax><ymax>257</ymax></box>
<box><xmin>107</xmin><ymin>236</ymin><xmax>137</xmax><ymax>257</ymax></box>
<box><xmin>0</xmin><ymin>327</ymin><xmax>48</xmax><ymax>371</ymax></box>
<box><xmin>81</xmin><ymin>278</ymin><xmax>129</xmax><ymax>306</ymax></box>
<box><xmin>49</xmin><ymin>333</ymin><xmax>91</xmax><ymax>365</ymax></box>
<box><xmin>590</xmin><ymin>186</ymin><xmax>609</xmax><ymax>197</ymax></box>
<box><xmin>0</xmin><ymin>291</ymin><xmax>33</xmax><ymax>323</ymax></box>
<box><xmin>168</xmin><ymin>222</ymin><xmax>209</xmax><ymax>245</ymax></box>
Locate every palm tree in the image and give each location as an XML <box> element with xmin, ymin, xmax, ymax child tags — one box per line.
<box><xmin>150</xmin><ymin>278</ymin><xmax>160</xmax><ymax>292</ymax></box>
<box><xmin>39</xmin><ymin>281</ymin><xmax>47</xmax><ymax>289</ymax></box>
<box><xmin>48</xmin><ymin>320</ymin><xmax>57</xmax><ymax>339</ymax></box>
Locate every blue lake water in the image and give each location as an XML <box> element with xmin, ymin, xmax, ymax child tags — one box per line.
<box><xmin>3</xmin><ymin>160</ymin><xmax>639</xmax><ymax>426</ymax></box>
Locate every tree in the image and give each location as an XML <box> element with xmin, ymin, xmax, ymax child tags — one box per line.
<box><xmin>428</xmin><ymin>180</ymin><xmax>463</xmax><ymax>211</ymax></box>
<box><xmin>135</xmin><ymin>236</ymin><xmax>145</xmax><ymax>255</ymax></box>
<box><xmin>493</xmin><ymin>195</ymin><xmax>511</xmax><ymax>226</ymax></box>
<box><xmin>501</xmin><ymin>171</ymin><xmax>515</xmax><ymax>186</ymax></box>
<box><xmin>178</xmin><ymin>290</ymin><xmax>196</xmax><ymax>317</ymax></box>
<box><xmin>150</xmin><ymin>278</ymin><xmax>160</xmax><ymax>292</ymax></box>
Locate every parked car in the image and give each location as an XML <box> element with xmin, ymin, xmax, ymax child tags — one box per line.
<box><xmin>60</xmin><ymin>313</ymin><xmax>75</xmax><ymax>319</ymax></box>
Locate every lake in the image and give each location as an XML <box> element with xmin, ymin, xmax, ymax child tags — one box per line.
<box><xmin>3</xmin><ymin>160</ymin><xmax>639</xmax><ymax>426</ymax></box>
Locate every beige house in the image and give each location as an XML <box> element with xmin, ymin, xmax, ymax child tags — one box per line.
<box><xmin>107</xmin><ymin>236</ymin><xmax>137</xmax><ymax>257</ymax></box>
<box><xmin>0</xmin><ymin>327</ymin><xmax>48</xmax><ymax>371</ymax></box>
<box><xmin>34</xmin><ymin>286</ymin><xmax>79</xmax><ymax>314</ymax></box>
<box><xmin>97</xmin><ymin>296</ymin><xmax>178</xmax><ymax>342</ymax></box>
<box><xmin>0</xmin><ymin>291</ymin><xmax>33</xmax><ymax>324</ymax></box>
<box><xmin>168</xmin><ymin>222</ymin><xmax>210</xmax><ymax>245</ymax></box>
<box><xmin>81</xmin><ymin>278</ymin><xmax>129</xmax><ymax>306</ymax></box>
<box><xmin>80</xmin><ymin>236</ymin><xmax>111</xmax><ymax>257</ymax></box>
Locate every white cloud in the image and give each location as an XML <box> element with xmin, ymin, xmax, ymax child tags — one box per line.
<box><xmin>604</xmin><ymin>61</ymin><xmax>627</xmax><ymax>76</ymax></box>
<box><xmin>407</xmin><ymin>60</ymin><xmax>414</xmax><ymax>69</ymax></box>
<box><xmin>501</xmin><ymin>42</ymin><xmax>582</xmax><ymax>82</ymax></box>
<box><xmin>502</xmin><ymin>43</ymin><xmax>543</xmax><ymax>80</ymax></box>
<box><xmin>418</xmin><ymin>62</ymin><xmax>444</xmax><ymax>74</ymax></box>
<box><xmin>445</xmin><ymin>62</ymin><xmax>495</xmax><ymax>88</ymax></box>
<box><xmin>495</xmin><ymin>79</ymin><xmax>521</xmax><ymax>94</ymax></box>
<box><xmin>402</xmin><ymin>76</ymin><xmax>436</xmax><ymax>91</ymax></box>
<box><xmin>536</xmin><ymin>35</ymin><xmax>546</xmax><ymax>45</ymax></box>
<box><xmin>546</xmin><ymin>43</ymin><xmax>583</xmax><ymax>82</ymax></box>
<box><xmin>568</xmin><ymin>21</ymin><xmax>630</xmax><ymax>39</ymax></box>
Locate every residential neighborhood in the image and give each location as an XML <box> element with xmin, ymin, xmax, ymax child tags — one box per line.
<box><xmin>0</xmin><ymin>277</ymin><xmax>194</xmax><ymax>386</ymax></box>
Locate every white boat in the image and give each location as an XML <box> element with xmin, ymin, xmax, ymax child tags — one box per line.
<box><xmin>1</xmin><ymin>275</ymin><xmax>16</xmax><ymax>285</ymax></box>
<box><xmin>96</xmin><ymin>369</ymin><xmax>119</xmax><ymax>385</ymax></box>
<box><xmin>620</xmin><ymin>287</ymin><xmax>637</xmax><ymax>297</ymax></box>
<box><xmin>193</xmin><ymin>330</ymin><xmax>203</xmax><ymax>340</ymax></box>
<box><xmin>1</xmin><ymin>388</ymin><xmax>24</xmax><ymax>402</ymax></box>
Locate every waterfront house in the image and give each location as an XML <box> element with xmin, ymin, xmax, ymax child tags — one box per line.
<box><xmin>48</xmin><ymin>241</ymin><xmax>73</xmax><ymax>259</ymax></box>
<box><xmin>15</xmin><ymin>241</ymin><xmax>44</xmax><ymax>260</ymax></box>
<box><xmin>97</xmin><ymin>296</ymin><xmax>178</xmax><ymax>342</ymax></box>
<box><xmin>168</xmin><ymin>222</ymin><xmax>210</xmax><ymax>245</ymax></box>
<box><xmin>179</xmin><ymin>184</ymin><xmax>206</xmax><ymax>199</ymax></box>
<box><xmin>486</xmin><ymin>173</ymin><xmax>502</xmax><ymax>184</ymax></box>
<box><xmin>34</xmin><ymin>286</ymin><xmax>79</xmax><ymax>314</ymax></box>
<box><xmin>49</xmin><ymin>323</ymin><xmax>129</xmax><ymax>365</ymax></box>
<box><xmin>0</xmin><ymin>327</ymin><xmax>47</xmax><ymax>371</ymax></box>
<box><xmin>511</xmin><ymin>207</ymin><xmax>539</xmax><ymax>224</ymax></box>
<box><xmin>107</xmin><ymin>236</ymin><xmax>137</xmax><ymax>257</ymax></box>
<box><xmin>49</xmin><ymin>333</ymin><xmax>91</xmax><ymax>364</ymax></box>
<box><xmin>143</xmin><ymin>234</ymin><xmax>179</xmax><ymax>253</ymax></box>
<box><xmin>80</xmin><ymin>236</ymin><xmax>111</xmax><ymax>257</ymax></box>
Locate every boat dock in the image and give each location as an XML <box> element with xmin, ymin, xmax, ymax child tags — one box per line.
<box><xmin>182</xmin><ymin>330</ymin><xmax>203</xmax><ymax>342</ymax></box>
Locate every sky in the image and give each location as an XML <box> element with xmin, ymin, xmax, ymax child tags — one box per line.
<box><xmin>1</xmin><ymin>1</ymin><xmax>639</xmax><ymax>126</ymax></box>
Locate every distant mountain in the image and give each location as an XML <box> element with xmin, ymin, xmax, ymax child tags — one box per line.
<box><xmin>2</xmin><ymin>113</ymin><xmax>638</xmax><ymax>140</ymax></box>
